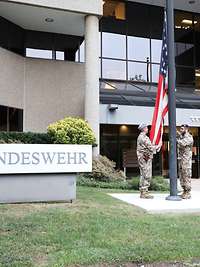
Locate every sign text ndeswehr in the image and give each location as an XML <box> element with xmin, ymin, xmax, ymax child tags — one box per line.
<box><xmin>0</xmin><ymin>144</ymin><xmax>92</xmax><ymax>174</ymax></box>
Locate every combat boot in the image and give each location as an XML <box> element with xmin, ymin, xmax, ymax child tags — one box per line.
<box><xmin>182</xmin><ymin>191</ymin><xmax>191</xmax><ymax>199</ymax></box>
<box><xmin>180</xmin><ymin>190</ymin><xmax>187</xmax><ymax>198</ymax></box>
<box><xmin>140</xmin><ymin>191</ymin><xmax>154</xmax><ymax>199</ymax></box>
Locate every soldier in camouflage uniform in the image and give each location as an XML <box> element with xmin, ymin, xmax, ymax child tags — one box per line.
<box><xmin>136</xmin><ymin>123</ymin><xmax>159</xmax><ymax>199</ymax></box>
<box><xmin>177</xmin><ymin>124</ymin><xmax>193</xmax><ymax>199</ymax></box>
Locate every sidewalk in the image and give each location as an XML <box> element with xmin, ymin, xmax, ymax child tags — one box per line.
<box><xmin>191</xmin><ymin>178</ymin><xmax>200</xmax><ymax>191</ymax></box>
<box><xmin>109</xmin><ymin>179</ymin><xmax>200</xmax><ymax>214</ymax></box>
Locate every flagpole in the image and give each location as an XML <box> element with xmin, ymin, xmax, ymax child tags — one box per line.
<box><xmin>165</xmin><ymin>0</ymin><xmax>181</xmax><ymax>201</ymax></box>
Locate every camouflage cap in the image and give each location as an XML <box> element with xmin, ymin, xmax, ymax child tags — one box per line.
<box><xmin>138</xmin><ymin>123</ymin><xmax>148</xmax><ymax>131</ymax></box>
<box><xmin>181</xmin><ymin>124</ymin><xmax>189</xmax><ymax>128</ymax></box>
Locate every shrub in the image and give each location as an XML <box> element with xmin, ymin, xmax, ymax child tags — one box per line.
<box><xmin>128</xmin><ymin>176</ymin><xmax>169</xmax><ymax>191</ymax></box>
<box><xmin>0</xmin><ymin>132</ymin><xmax>51</xmax><ymax>144</ymax></box>
<box><xmin>78</xmin><ymin>174</ymin><xmax>169</xmax><ymax>191</ymax></box>
<box><xmin>47</xmin><ymin>117</ymin><xmax>96</xmax><ymax>145</ymax></box>
<box><xmin>82</xmin><ymin>155</ymin><xmax>126</xmax><ymax>182</ymax></box>
<box><xmin>150</xmin><ymin>176</ymin><xmax>169</xmax><ymax>191</ymax></box>
<box><xmin>77</xmin><ymin>176</ymin><xmax>131</xmax><ymax>190</ymax></box>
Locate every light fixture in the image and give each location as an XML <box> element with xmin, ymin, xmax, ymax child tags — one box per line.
<box><xmin>182</xmin><ymin>19</ymin><xmax>197</xmax><ymax>25</ymax></box>
<box><xmin>120</xmin><ymin>125</ymin><xmax>128</xmax><ymax>133</ymax></box>
<box><xmin>195</xmin><ymin>73</ymin><xmax>200</xmax><ymax>77</ymax></box>
<box><xmin>45</xmin><ymin>17</ymin><xmax>54</xmax><ymax>23</ymax></box>
<box><xmin>105</xmin><ymin>83</ymin><xmax>115</xmax><ymax>89</ymax></box>
<box><xmin>108</xmin><ymin>104</ymin><xmax>118</xmax><ymax>111</ymax></box>
<box><xmin>189</xmin><ymin>0</ymin><xmax>196</xmax><ymax>4</ymax></box>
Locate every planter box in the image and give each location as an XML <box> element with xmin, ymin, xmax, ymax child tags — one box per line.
<box><xmin>0</xmin><ymin>173</ymin><xmax>76</xmax><ymax>203</ymax></box>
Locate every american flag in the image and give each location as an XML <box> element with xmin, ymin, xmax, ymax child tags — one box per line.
<box><xmin>150</xmin><ymin>10</ymin><xmax>168</xmax><ymax>146</ymax></box>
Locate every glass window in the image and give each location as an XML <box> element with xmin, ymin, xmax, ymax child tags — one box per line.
<box><xmin>175</xmin><ymin>11</ymin><xmax>194</xmax><ymax>66</ymax></box>
<box><xmin>102</xmin><ymin>32</ymin><xmax>126</xmax><ymax>59</ymax></box>
<box><xmin>0</xmin><ymin>106</ymin><xmax>7</xmax><ymax>131</ymax></box>
<box><xmin>128</xmin><ymin>62</ymin><xmax>148</xmax><ymax>82</ymax></box>
<box><xmin>75</xmin><ymin>49</ymin><xmax>80</xmax><ymax>62</ymax></box>
<box><xmin>150</xmin><ymin>6</ymin><xmax>164</xmax><ymax>40</ymax></box>
<box><xmin>194</xmin><ymin>15</ymin><xmax>200</xmax><ymax>68</ymax></box>
<box><xmin>80</xmin><ymin>41</ymin><xmax>85</xmax><ymax>62</ymax></box>
<box><xmin>128</xmin><ymin>36</ymin><xmax>150</xmax><ymax>61</ymax></box>
<box><xmin>103</xmin><ymin>1</ymin><xmax>126</xmax><ymax>20</ymax></box>
<box><xmin>195</xmin><ymin>69</ymin><xmax>200</xmax><ymax>89</ymax></box>
<box><xmin>176</xmin><ymin>66</ymin><xmax>195</xmax><ymax>87</ymax></box>
<box><xmin>26</xmin><ymin>48</ymin><xmax>52</xmax><ymax>59</ymax></box>
<box><xmin>56</xmin><ymin>51</ymin><xmax>64</xmax><ymax>60</ymax></box>
<box><xmin>102</xmin><ymin>59</ymin><xmax>126</xmax><ymax>80</ymax></box>
<box><xmin>9</xmin><ymin>107</ymin><xmax>23</xmax><ymax>132</ymax></box>
<box><xmin>151</xmin><ymin>39</ymin><xmax>162</xmax><ymax>63</ymax></box>
<box><xmin>0</xmin><ymin>106</ymin><xmax>23</xmax><ymax>132</ymax></box>
<box><xmin>75</xmin><ymin>41</ymin><xmax>85</xmax><ymax>63</ymax></box>
<box><xmin>127</xmin><ymin>2</ymin><xmax>150</xmax><ymax>39</ymax></box>
<box><xmin>151</xmin><ymin>64</ymin><xmax>160</xmax><ymax>83</ymax></box>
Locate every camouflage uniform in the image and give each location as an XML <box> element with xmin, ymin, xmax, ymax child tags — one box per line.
<box><xmin>177</xmin><ymin>132</ymin><xmax>193</xmax><ymax>194</ymax></box>
<box><xmin>137</xmin><ymin>132</ymin><xmax>156</xmax><ymax>193</ymax></box>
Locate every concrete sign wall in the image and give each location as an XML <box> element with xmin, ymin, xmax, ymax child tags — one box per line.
<box><xmin>0</xmin><ymin>144</ymin><xmax>92</xmax><ymax>174</ymax></box>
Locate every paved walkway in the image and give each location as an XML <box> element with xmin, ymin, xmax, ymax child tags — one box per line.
<box><xmin>191</xmin><ymin>178</ymin><xmax>200</xmax><ymax>191</ymax></box>
<box><xmin>109</xmin><ymin>179</ymin><xmax>200</xmax><ymax>214</ymax></box>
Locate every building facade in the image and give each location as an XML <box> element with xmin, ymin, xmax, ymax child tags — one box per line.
<box><xmin>1</xmin><ymin>0</ymin><xmax>200</xmax><ymax>176</ymax></box>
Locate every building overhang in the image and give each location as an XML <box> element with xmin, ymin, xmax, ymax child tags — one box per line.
<box><xmin>0</xmin><ymin>0</ymin><xmax>102</xmax><ymax>36</ymax></box>
<box><xmin>127</xmin><ymin>0</ymin><xmax>200</xmax><ymax>13</ymax></box>
<box><xmin>1</xmin><ymin>0</ymin><xmax>103</xmax><ymax>16</ymax></box>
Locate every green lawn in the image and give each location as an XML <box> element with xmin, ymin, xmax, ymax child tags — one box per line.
<box><xmin>0</xmin><ymin>187</ymin><xmax>200</xmax><ymax>267</ymax></box>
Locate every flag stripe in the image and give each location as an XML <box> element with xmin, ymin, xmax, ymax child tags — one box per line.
<box><xmin>150</xmin><ymin>10</ymin><xmax>168</xmax><ymax>146</ymax></box>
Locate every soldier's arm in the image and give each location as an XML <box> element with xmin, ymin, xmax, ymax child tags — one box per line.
<box><xmin>177</xmin><ymin>136</ymin><xmax>193</xmax><ymax>147</ymax></box>
<box><xmin>144</xmin><ymin>136</ymin><xmax>155</xmax><ymax>153</ymax></box>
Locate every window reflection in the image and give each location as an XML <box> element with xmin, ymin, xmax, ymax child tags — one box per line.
<box><xmin>102</xmin><ymin>32</ymin><xmax>126</xmax><ymax>59</ymax></box>
<box><xmin>103</xmin><ymin>1</ymin><xmax>126</xmax><ymax>20</ymax></box>
<box><xmin>0</xmin><ymin>106</ymin><xmax>23</xmax><ymax>132</ymax></box>
<box><xmin>102</xmin><ymin>59</ymin><xmax>126</xmax><ymax>80</ymax></box>
<box><xmin>100</xmin><ymin>2</ymin><xmax>197</xmax><ymax>89</ymax></box>
<box><xmin>80</xmin><ymin>41</ymin><xmax>85</xmax><ymax>62</ymax></box>
<box><xmin>128</xmin><ymin>62</ymin><xmax>148</xmax><ymax>82</ymax></box>
<box><xmin>26</xmin><ymin>48</ymin><xmax>52</xmax><ymax>59</ymax></box>
<box><xmin>194</xmin><ymin>15</ymin><xmax>200</xmax><ymax>68</ymax></box>
<box><xmin>151</xmin><ymin>39</ymin><xmax>162</xmax><ymax>63</ymax></box>
<box><xmin>56</xmin><ymin>51</ymin><xmax>64</xmax><ymax>60</ymax></box>
<box><xmin>128</xmin><ymin>36</ymin><xmax>150</xmax><ymax>61</ymax></box>
<box><xmin>175</xmin><ymin>11</ymin><xmax>194</xmax><ymax>66</ymax></box>
<box><xmin>151</xmin><ymin>64</ymin><xmax>160</xmax><ymax>83</ymax></box>
<box><xmin>176</xmin><ymin>66</ymin><xmax>195</xmax><ymax>87</ymax></box>
<box><xmin>195</xmin><ymin>69</ymin><xmax>200</xmax><ymax>90</ymax></box>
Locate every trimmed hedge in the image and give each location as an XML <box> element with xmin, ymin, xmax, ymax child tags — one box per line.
<box><xmin>0</xmin><ymin>132</ymin><xmax>51</xmax><ymax>144</ymax></box>
<box><xmin>77</xmin><ymin>176</ymin><xmax>169</xmax><ymax>191</ymax></box>
<box><xmin>77</xmin><ymin>176</ymin><xmax>131</xmax><ymax>190</ymax></box>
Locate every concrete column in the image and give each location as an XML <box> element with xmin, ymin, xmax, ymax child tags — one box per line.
<box><xmin>85</xmin><ymin>15</ymin><xmax>100</xmax><ymax>156</ymax></box>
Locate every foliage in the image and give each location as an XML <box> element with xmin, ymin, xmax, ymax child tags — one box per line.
<box><xmin>128</xmin><ymin>176</ymin><xmax>169</xmax><ymax>191</ymax></box>
<box><xmin>78</xmin><ymin>174</ymin><xmax>169</xmax><ymax>191</ymax></box>
<box><xmin>82</xmin><ymin>155</ymin><xmax>126</xmax><ymax>182</ymax></box>
<box><xmin>47</xmin><ymin>117</ymin><xmax>96</xmax><ymax>145</ymax></box>
<box><xmin>150</xmin><ymin>175</ymin><xmax>169</xmax><ymax>191</ymax></box>
<box><xmin>0</xmin><ymin>132</ymin><xmax>51</xmax><ymax>144</ymax></box>
<box><xmin>77</xmin><ymin>176</ymin><xmax>131</xmax><ymax>190</ymax></box>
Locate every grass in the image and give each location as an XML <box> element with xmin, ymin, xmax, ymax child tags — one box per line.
<box><xmin>0</xmin><ymin>187</ymin><xmax>200</xmax><ymax>267</ymax></box>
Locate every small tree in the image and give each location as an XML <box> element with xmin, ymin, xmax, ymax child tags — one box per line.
<box><xmin>47</xmin><ymin>117</ymin><xmax>96</xmax><ymax>145</ymax></box>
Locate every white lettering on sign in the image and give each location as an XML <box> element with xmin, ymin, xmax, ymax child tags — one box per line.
<box><xmin>190</xmin><ymin>116</ymin><xmax>200</xmax><ymax>122</ymax></box>
<box><xmin>0</xmin><ymin>144</ymin><xmax>92</xmax><ymax>174</ymax></box>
